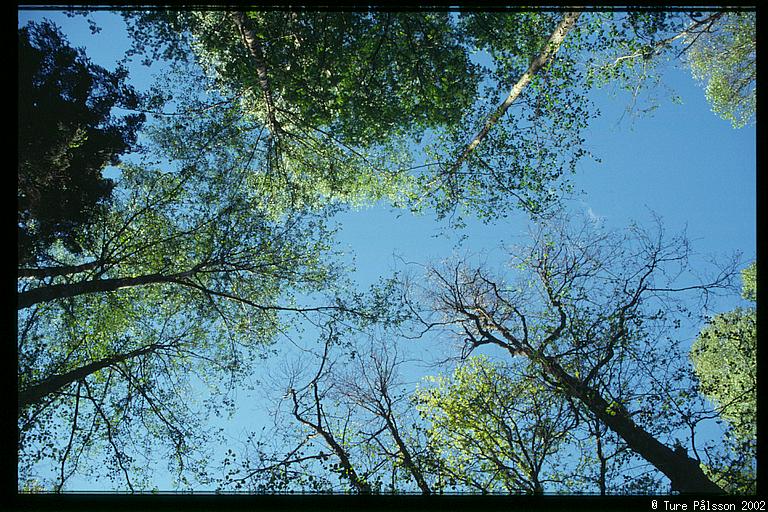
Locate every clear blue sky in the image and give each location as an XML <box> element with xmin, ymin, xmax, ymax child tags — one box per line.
<box><xmin>18</xmin><ymin>8</ymin><xmax>756</xmax><ymax>492</ymax></box>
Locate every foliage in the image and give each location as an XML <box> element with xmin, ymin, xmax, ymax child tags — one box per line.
<box><xmin>740</xmin><ymin>262</ymin><xmax>756</xmax><ymax>302</ymax></box>
<box><xmin>691</xmin><ymin>261</ymin><xmax>756</xmax><ymax>440</ymax></box>
<box><xmin>686</xmin><ymin>12</ymin><xmax>756</xmax><ymax>128</ymax></box>
<box><xmin>123</xmin><ymin>11</ymin><xmax>481</xmax><ymax>145</ymax></box>
<box><xmin>18</xmin><ymin>8</ymin><xmax>755</xmax><ymax>493</ymax></box>
<box><xmin>115</xmin><ymin>9</ymin><xmax>755</xmax><ymax>230</ymax></box>
<box><xmin>18</xmin><ymin>21</ymin><xmax>145</xmax><ymax>266</ymax></box>
<box><xmin>691</xmin><ymin>311</ymin><xmax>756</xmax><ymax>440</ymax></box>
<box><xmin>412</xmin><ymin>214</ymin><xmax>740</xmax><ymax>493</ymax></box>
<box><xmin>689</xmin><ymin>262</ymin><xmax>756</xmax><ymax>493</ymax></box>
<box><xmin>118</xmin><ymin>10</ymin><xmax>610</xmax><ymax>224</ymax></box>
<box><xmin>117</xmin><ymin>10</ymin><xmax>484</xmax><ymax>217</ymax></box>
<box><xmin>17</xmin><ymin>79</ymin><xmax>347</xmax><ymax>489</ymax></box>
<box><xmin>414</xmin><ymin>356</ymin><xmax>575</xmax><ymax>494</ymax></box>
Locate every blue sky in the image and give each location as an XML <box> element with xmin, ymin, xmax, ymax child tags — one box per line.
<box><xmin>18</xmin><ymin>9</ymin><xmax>755</xmax><ymax>281</ymax></box>
<box><xmin>18</xmin><ymin>9</ymin><xmax>756</xmax><ymax>492</ymax></box>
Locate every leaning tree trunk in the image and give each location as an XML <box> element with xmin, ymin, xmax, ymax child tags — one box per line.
<box><xmin>463</xmin><ymin>300</ymin><xmax>725</xmax><ymax>494</ymax></box>
<box><xmin>532</xmin><ymin>349</ymin><xmax>724</xmax><ymax>494</ymax></box>
<box><xmin>230</xmin><ymin>11</ymin><xmax>284</xmax><ymax>138</ymax></box>
<box><xmin>18</xmin><ymin>343</ymin><xmax>162</xmax><ymax>411</ymax></box>
<box><xmin>471</xmin><ymin>313</ymin><xmax>725</xmax><ymax>494</ymax></box>
<box><xmin>448</xmin><ymin>10</ymin><xmax>582</xmax><ymax>174</ymax></box>
<box><xmin>17</xmin><ymin>268</ymin><xmax>198</xmax><ymax>310</ymax></box>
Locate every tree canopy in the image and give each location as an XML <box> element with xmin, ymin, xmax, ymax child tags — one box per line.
<box><xmin>414</xmin><ymin>355</ymin><xmax>576</xmax><ymax>494</ymax></box>
<box><xmin>689</xmin><ymin>262</ymin><xmax>756</xmax><ymax>493</ymax></box>
<box><xmin>17</xmin><ymin>7</ymin><xmax>755</xmax><ymax>495</ymax></box>
<box><xmin>691</xmin><ymin>262</ymin><xmax>756</xmax><ymax>441</ymax></box>
<box><xmin>686</xmin><ymin>12</ymin><xmax>756</xmax><ymax>128</ymax></box>
<box><xmin>18</xmin><ymin>20</ymin><xmax>145</xmax><ymax>266</ymax></box>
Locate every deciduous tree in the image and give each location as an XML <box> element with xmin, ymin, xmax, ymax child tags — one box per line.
<box><xmin>690</xmin><ymin>262</ymin><xmax>756</xmax><ymax>493</ymax></box>
<box><xmin>17</xmin><ymin>96</ymin><xmax>354</xmax><ymax>490</ymax></box>
<box><xmin>409</xmin><ymin>214</ymin><xmax>740</xmax><ymax>493</ymax></box>
<box><xmin>414</xmin><ymin>355</ymin><xmax>576</xmax><ymax>494</ymax></box>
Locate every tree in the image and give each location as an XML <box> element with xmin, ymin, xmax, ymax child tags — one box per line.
<box><xmin>18</xmin><ymin>21</ymin><xmax>145</xmax><ymax>266</ymax></box>
<box><xmin>331</xmin><ymin>337</ymin><xmax>435</xmax><ymax>494</ymax></box>
<box><xmin>690</xmin><ymin>262</ymin><xmax>756</xmax><ymax>493</ymax></box>
<box><xmin>221</xmin><ymin>216</ymin><xmax>742</xmax><ymax>495</ymax></box>
<box><xmin>414</xmin><ymin>356</ymin><xmax>577</xmax><ymax>494</ymax></box>
<box><xmin>122</xmin><ymin>10</ymin><xmax>482</xmax><ymax>146</ymax></box>
<box><xmin>17</xmin><ymin>87</ymin><xmax>358</xmax><ymax>490</ymax></box>
<box><xmin>115</xmin><ymin>10</ymin><xmax>481</xmax><ymax>216</ymax></box>
<box><xmin>219</xmin><ymin>304</ymin><xmax>440</xmax><ymax>495</ymax></box>
<box><xmin>691</xmin><ymin>262</ymin><xmax>756</xmax><ymax>441</ymax></box>
<box><xmin>686</xmin><ymin>12</ymin><xmax>756</xmax><ymax>128</ymax></box>
<box><xmin>583</xmin><ymin>10</ymin><xmax>755</xmax><ymax>127</ymax></box>
<box><xmin>19</xmin><ymin>8</ymin><xmax>755</xmax><ymax>492</ymax></box>
<box><xmin>406</xmin><ymin>214</ymin><xmax>741</xmax><ymax>493</ymax></box>
<box><xmin>117</xmin><ymin>9</ymin><xmax>601</xmax><ymax>223</ymax></box>
<box><xmin>282</xmin><ymin>328</ymin><xmax>379</xmax><ymax>495</ymax></box>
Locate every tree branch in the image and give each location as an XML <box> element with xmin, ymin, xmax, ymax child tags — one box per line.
<box><xmin>445</xmin><ymin>11</ymin><xmax>581</xmax><ymax>176</ymax></box>
<box><xmin>18</xmin><ymin>343</ymin><xmax>164</xmax><ymax>411</ymax></box>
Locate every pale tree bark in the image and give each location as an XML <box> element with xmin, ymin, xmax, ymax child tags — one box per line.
<box><xmin>230</xmin><ymin>11</ymin><xmax>284</xmax><ymax>138</ymax></box>
<box><xmin>448</xmin><ymin>10</ymin><xmax>582</xmax><ymax>175</ymax></box>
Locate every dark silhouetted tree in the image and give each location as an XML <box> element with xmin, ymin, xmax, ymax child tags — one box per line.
<box><xmin>18</xmin><ymin>20</ymin><xmax>145</xmax><ymax>266</ymax></box>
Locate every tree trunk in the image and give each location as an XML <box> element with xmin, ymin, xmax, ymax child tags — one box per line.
<box><xmin>477</xmin><ymin>308</ymin><xmax>724</xmax><ymax>493</ymax></box>
<box><xmin>18</xmin><ymin>343</ymin><xmax>161</xmax><ymax>411</ymax></box>
<box><xmin>532</xmin><ymin>350</ymin><xmax>724</xmax><ymax>494</ymax></box>
<box><xmin>449</xmin><ymin>11</ymin><xmax>581</xmax><ymax>174</ymax></box>
<box><xmin>17</xmin><ymin>270</ymin><xmax>191</xmax><ymax>309</ymax></box>
<box><xmin>230</xmin><ymin>11</ymin><xmax>284</xmax><ymax>137</ymax></box>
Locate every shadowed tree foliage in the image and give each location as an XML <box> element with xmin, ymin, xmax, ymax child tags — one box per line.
<box><xmin>18</xmin><ymin>20</ymin><xmax>145</xmax><ymax>266</ymax></box>
<box><xmin>122</xmin><ymin>11</ymin><xmax>481</xmax><ymax>145</ymax></box>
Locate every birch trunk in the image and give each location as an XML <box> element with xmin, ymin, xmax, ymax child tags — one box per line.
<box><xmin>449</xmin><ymin>11</ymin><xmax>582</xmax><ymax>174</ymax></box>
